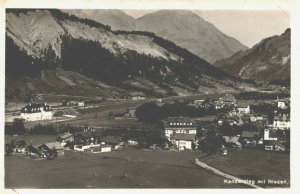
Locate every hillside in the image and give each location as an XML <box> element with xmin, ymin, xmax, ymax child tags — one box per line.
<box><xmin>6</xmin><ymin>9</ymin><xmax>245</xmax><ymax>100</ymax></box>
<box><xmin>137</xmin><ymin>10</ymin><xmax>248</xmax><ymax>63</ymax></box>
<box><xmin>61</xmin><ymin>9</ymin><xmax>247</xmax><ymax>63</ymax></box>
<box><xmin>214</xmin><ymin>28</ymin><xmax>290</xmax><ymax>83</ymax></box>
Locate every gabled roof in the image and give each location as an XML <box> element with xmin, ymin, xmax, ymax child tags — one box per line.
<box><xmin>171</xmin><ymin>133</ymin><xmax>196</xmax><ymax>141</ymax></box>
<box><xmin>42</xmin><ymin>142</ymin><xmax>64</xmax><ymax>150</ymax></box>
<box><xmin>58</xmin><ymin>132</ymin><xmax>73</xmax><ymax>139</ymax></box>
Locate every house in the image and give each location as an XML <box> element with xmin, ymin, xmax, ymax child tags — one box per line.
<box><xmin>273</xmin><ymin>113</ymin><xmax>290</xmax><ymax>130</ymax></box>
<box><xmin>219</xmin><ymin>94</ymin><xmax>237</xmax><ymax>105</ymax></box>
<box><xmin>39</xmin><ymin>142</ymin><xmax>64</xmax><ymax>159</ymax></box>
<box><xmin>264</xmin><ymin>128</ymin><xmax>278</xmax><ymax>141</ymax></box>
<box><xmin>20</xmin><ymin>102</ymin><xmax>53</xmax><ymax>121</ymax></box>
<box><xmin>236</xmin><ymin>103</ymin><xmax>250</xmax><ymax>114</ymax></box>
<box><xmin>130</xmin><ymin>92</ymin><xmax>146</xmax><ymax>101</ymax></box>
<box><xmin>171</xmin><ymin>133</ymin><xmax>196</xmax><ymax>150</ymax></box>
<box><xmin>26</xmin><ymin>144</ymin><xmax>41</xmax><ymax>157</ymax></box>
<box><xmin>128</xmin><ymin>109</ymin><xmax>136</xmax><ymax>118</ymax></box>
<box><xmin>77</xmin><ymin>101</ymin><xmax>85</xmax><ymax>107</ymax></box>
<box><xmin>241</xmin><ymin>130</ymin><xmax>260</xmax><ymax>146</ymax></box>
<box><xmin>87</xmin><ymin>145</ymin><xmax>112</xmax><ymax>153</ymax></box>
<box><xmin>101</xmin><ymin>136</ymin><xmax>124</xmax><ymax>149</ymax></box>
<box><xmin>14</xmin><ymin>140</ymin><xmax>27</xmax><ymax>153</ymax></box>
<box><xmin>56</xmin><ymin>132</ymin><xmax>74</xmax><ymax>146</ymax></box>
<box><xmin>163</xmin><ymin>117</ymin><xmax>197</xmax><ymax>141</ymax></box>
<box><xmin>215</xmin><ymin>102</ymin><xmax>224</xmax><ymax>110</ymax></box>
<box><xmin>74</xmin><ymin>144</ymin><xmax>91</xmax><ymax>152</ymax></box>
<box><xmin>63</xmin><ymin>99</ymin><xmax>85</xmax><ymax>107</ymax></box>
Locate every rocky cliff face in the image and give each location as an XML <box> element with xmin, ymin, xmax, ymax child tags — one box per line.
<box><xmin>6</xmin><ymin>9</ymin><xmax>243</xmax><ymax>99</ymax></box>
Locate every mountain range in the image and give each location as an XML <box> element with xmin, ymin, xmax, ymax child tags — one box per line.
<box><xmin>6</xmin><ymin>9</ymin><xmax>246</xmax><ymax>100</ymax></box>
<box><xmin>63</xmin><ymin>9</ymin><xmax>248</xmax><ymax>63</ymax></box>
<box><xmin>214</xmin><ymin>28</ymin><xmax>290</xmax><ymax>83</ymax></box>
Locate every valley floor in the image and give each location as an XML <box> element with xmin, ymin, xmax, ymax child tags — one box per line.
<box><xmin>5</xmin><ymin>149</ymin><xmax>246</xmax><ymax>188</ymax></box>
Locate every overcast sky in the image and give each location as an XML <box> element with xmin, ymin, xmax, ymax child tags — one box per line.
<box><xmin>123</xmin><ymin>10</ymin><xmax>290</xmax><ymax>47</ymax></box>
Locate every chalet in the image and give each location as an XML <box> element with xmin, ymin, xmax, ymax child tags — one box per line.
<box><xmin>56</xmin><ymin>132</ymin><xmax>74</xmax><ymax>146</ymax></box>
<box><xmin>171</xmin><ymin>133</ymin><xmax>196</xmax><ymax>150</ymax></box>
<box><xmin>26</xmin><ymin>144</ymin><xmax>41</xmax><ymax>157</ymax></box>
<box><xmin>163</xmin><ymin>117</ymin><xmax>197</xmax><ymax>141</ymax></box>
<box><xmin>39</xmin><ymin>142</ymin><xmax>64</xmax><ymax>159</ymax></box>
<box><xmin>273</xmin><ymin>113</ymin><xmax>290</xmax><ymax>130</ymax></box>
<box><xmin>236</xmin><ymin>103</ymin><xmax>250</xmax><ymax>114</ymax></box>
<box><xmin>20</xmin><ymin>102</ymin><xmax>53</xmax><ymax>121</ymax></box>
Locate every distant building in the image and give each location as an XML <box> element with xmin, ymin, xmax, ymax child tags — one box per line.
<box><xmin>20</xmin><ymin>103</ymin><xmax>53</xmax><ymax>121</ymax></box>
<box><xmin>236</xmin><ymin>103</ymin><xmax>250</xmax><ymax>114</ymax></box>
<box><xmin>130</xmin><ymin>92</ymin><xmax>146</xmax><ymax>101</ymax></box>
<box><xmin>56</xmin><ymin>132</ymin><xmax>74</xmax><ymax>146</ymax></box>
<box><xmin>219</xmin><ymin>94</ymin><xmax>237</xmax><ymax>105</ymax></box>
<box><xmin>38</xmin><ymin>142</ymin><xmax>64</xmax><ymax>159</ymax></box>
<box><xmin>273</xmin><ymin>113</ymin><xmax>290</xmax><ymax>130</ymax></box>
<box><xmin>163</xmin><ymin>117</ymin><xmax>197</xmax><ymax>150</ymax></box>
<box><xmin>172</xmin><ymin>133</ymin><xmax>196</xmax><ymax>150</ymax></box>
<box><xmin>264</xmin><ymin>128</ymin><xmax>278</xmax><ymax>141</ymax></box>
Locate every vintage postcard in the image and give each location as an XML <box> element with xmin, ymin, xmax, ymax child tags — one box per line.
<box><xmin>1</xmin><ymin>0</ymin><xmax>299</xmax><ymax>193</ymax></box>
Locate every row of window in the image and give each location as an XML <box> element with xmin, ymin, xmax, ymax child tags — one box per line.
<box><xmin>169</xmin><ymin>122</ymin><xmax>193</xmax><ymax>126</ymax></box>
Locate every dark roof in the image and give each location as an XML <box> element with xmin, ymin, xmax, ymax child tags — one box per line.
<box><xmin>241</xmin><ymin>131</ymin><xmax>259</xmax><ymax>138</ymax></box>
<box><xmin>58</xmin><ymin>133</ymin><xmax>73</xmax><ymax>139</ymax></box>
<box><xmin>171</xmin><ymin>133</ymin><xmax>196</xmax><ymax>141</ymax></box>
<box><xmin>21</xmin><ymin>103</ymin><xmax>52</xmax><ymax>113</ymax></box>
<box><xmin>101</xmin><ymin>136</ymin><xmax>123</xmax><ymax>144</ymax></box>
<box><xmin>40</xmin><ymin>142</ymin><xmax>64</xmax><ymax>150</ymax></box>
<box><xmin>164</xmin><ymin>117</ymin><xmax>196</xmax><ymax>127</ymax></box>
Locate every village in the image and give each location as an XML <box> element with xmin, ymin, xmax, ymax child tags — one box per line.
<box><xmin>5</xmin><ymin>92</ymin><xmax>290</xmax><ymax>160</ymax></box>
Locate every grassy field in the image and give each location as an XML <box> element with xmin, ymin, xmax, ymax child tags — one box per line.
<box><xmin>5</xmin><ymin>150</ymin><xmax>246</xmax><ymax>188</ymax></box>
<box><xmin>199</xmin><ymin>149</ymin><xmax>290</xmax><ymax>188</ymax></box>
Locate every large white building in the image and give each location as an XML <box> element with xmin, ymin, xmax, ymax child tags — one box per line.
<box><xmin>273</xmin><ymin>113</ymin><xmax>290</xmax><ymax>130</ymax></box>
<box><xmin>163</xmin><ymin>117</ymin><xmax>197</xmax><ymax>150</ymax></box>
<box><xmin>20</xmin><ymin>103</ymin><xmax>53</xmax><ymax>121</ymax></box>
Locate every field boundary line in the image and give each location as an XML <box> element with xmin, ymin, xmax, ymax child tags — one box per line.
<box><xmin>195</xmin><ymin>158</ymin><xmax>262</xmax><ymax>189</ymax></box>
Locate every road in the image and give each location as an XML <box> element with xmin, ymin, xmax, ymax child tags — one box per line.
<box><xmin>195</xmin><ymin>158</ymin><xmax>262</xmax><ymax>188</ymax></box>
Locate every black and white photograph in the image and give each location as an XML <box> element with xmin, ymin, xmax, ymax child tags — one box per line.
<box><xmin>1</xmin><ymin>0</ymin><xmax>299</xmax><ymax>192</ymax></box>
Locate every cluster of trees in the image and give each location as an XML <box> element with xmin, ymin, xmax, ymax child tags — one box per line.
<box><xmin>269</xmin><ymin>79</ymin><xmax>290</xmax><ymax>87</ymax></box>
<box><xmin>5</xmin><ymin>36</ymin><xmax>45</xmax><ymax>78</ymax></box>
<box><xmin>28</xmin><ymin>124</ymin><xmax>57</xmax><ymax>135</ymax></box>
<box><xmin>236</xmin><ymin>91</ymin><xmax>290</xmax><ymax>100</ymax></box>
<box><xmin>135</xmin><ymin>101</ymin><xmax>230</xmax><ymax>124</ymax></box>
<box><xmin>101</xmin><ymin>128</ymin><xmax>166</xmax><ymax>148</ymax></box>
<box><xmin>5</xmin><ymin>119</ymin><xmax>26</xmax><ymax>135</ymax></box>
